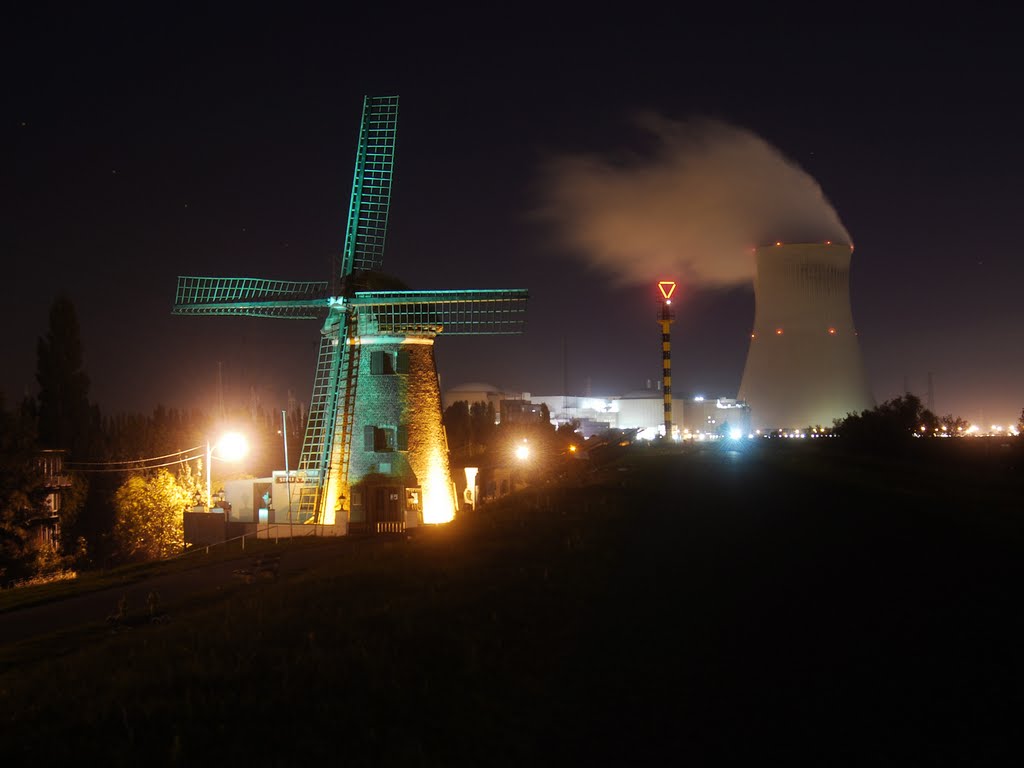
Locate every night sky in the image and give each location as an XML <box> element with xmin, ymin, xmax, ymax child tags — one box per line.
<box><xmin>8</xmin><ymin>14</ymin><xmax>1023</xmax><ymax>427</ymax></box>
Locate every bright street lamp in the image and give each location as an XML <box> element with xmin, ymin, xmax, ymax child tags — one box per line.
<box><xmin>206</xmin><ymin>432</ymin><xmax>249</xmax><ymax>509</ymax></box>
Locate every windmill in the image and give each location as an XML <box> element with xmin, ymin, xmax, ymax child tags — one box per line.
<box><xmin>173</xmin><ymin>95</ymin><xmax>528</xmax><ymax>532</ymax></box>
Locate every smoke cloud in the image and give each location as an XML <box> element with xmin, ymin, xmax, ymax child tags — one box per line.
<box><xmin>536</xmin><ymin>113</ymin><xmax>851</xmax><ymax>288</ymax></box>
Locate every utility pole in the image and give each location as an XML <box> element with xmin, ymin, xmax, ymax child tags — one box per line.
<box><xmin>282</xmin><ymin>409</ymin><xmax>292</xmax><ymax>538</ymax></box>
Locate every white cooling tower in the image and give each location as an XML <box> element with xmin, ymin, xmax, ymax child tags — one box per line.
<box><xmin>738</xmin><ymin>242</ymin><xmax>874</xmax><ymax>430</ymax></box>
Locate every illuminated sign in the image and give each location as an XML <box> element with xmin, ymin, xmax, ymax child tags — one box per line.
<box><xmin>657</xmin><ymin>281</ymin><xmax>676</xmax><ymax>300</ymax></box>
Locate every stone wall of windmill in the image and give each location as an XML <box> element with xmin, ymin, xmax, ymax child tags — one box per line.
<box><xmin>346</xmin><ymin>331</ymin><xmax>457</xmax><ymax>531</ymax></box>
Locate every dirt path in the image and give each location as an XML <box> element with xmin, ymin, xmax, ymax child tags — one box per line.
<box><xmin>0</xmin><ymin>538</ymin><xmax>352</xmax><ymax>647</ymax></box>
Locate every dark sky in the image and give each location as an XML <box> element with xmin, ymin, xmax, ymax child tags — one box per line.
<box><xmin>7</xmin><ymin>13</ymin><xmax>1023</xmax><ymax>427</ymax></box>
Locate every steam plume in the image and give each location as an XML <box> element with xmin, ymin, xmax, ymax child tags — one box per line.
<box><xmin>537</xmin><ymin>113</ymin><xmax>851</xmax><ymax>288</ymax></box>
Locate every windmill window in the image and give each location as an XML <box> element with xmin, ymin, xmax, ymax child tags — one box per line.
<box><xmin>364</xmin><ymin>425</ymin><xmax>396</xmax><ymax>452</ymax></box>
<box><xmin>370</xmin><ymin>350</ymin><xmax>409</xmax><ymax>375</ymax></box>
<box><xmin>370</xmin><ymin>351</ymin><xmax>395</xmax><ymax>375</ymax></box>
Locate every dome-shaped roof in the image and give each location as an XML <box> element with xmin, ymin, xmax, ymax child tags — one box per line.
<box><xmin>448</xmin><ymin>382</ymin><xmax>501</xmax><ymax>393</ymax></box>
<box><xmin>620</xmin><ymin>389</ymin><xmax>662</xmax><ymax>399</ymax></box>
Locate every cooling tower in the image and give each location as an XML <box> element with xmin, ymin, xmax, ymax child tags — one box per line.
<box><xmin>738</xmin><ymin>242</ymin><xmax>874</xmax><ymax>430</ymax></box>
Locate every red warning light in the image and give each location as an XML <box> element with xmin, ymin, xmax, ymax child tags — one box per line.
<box><xmin>658</xmin><ymin>281</ymin><xmax>677</xmax><ymax>300</ymax></box>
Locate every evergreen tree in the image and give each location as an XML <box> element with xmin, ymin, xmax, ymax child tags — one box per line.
<box><xmin>36</xmin><ymin>295</ymin><xmax>97</xmax><ymax>459</ymax></box>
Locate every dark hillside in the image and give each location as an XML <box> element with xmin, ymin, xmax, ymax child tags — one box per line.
<box><xmin>2</xmin><ymin>439</ymin><xmax>1022</xmax><ymax>764</ymax></box>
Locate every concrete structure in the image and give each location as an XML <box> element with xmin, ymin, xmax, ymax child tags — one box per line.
<box><xmin>738</xmin><ymin>242</ymin><xmax>874</xmax><ymax>430</ymax></box>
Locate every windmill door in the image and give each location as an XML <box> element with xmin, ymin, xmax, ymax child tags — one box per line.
<box><xmin>368</xmin><ymin>485</ymin><xmax>404</xmax><ymax>533</ymax></box>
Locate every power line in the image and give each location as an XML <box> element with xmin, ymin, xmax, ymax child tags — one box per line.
<box><xmin>67</xmin><ymin>445</ymin><xmax>204</xmax><ymax>466</ymax></box>
<box><xmin>66</xmin><ymin>445</ymin><xmax>205</xmax><ymax>473</ymax></box>
<box><xmin>66</xmin><ymin>454</ymin><xmax>205</xmax><ymax>473</ymax></box>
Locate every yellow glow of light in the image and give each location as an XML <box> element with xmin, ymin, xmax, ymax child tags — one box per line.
<box><xmin>828</xmin><ymin>327</ymin><xmax>836</xmax><ymax>335</ymax></box>
<box><xmin>216</xmin><ymin>432</ymin><xmax>249</xmax><ymax>462</ymax></box>
<box><xmin>568</xmin><ymin>444</ymin><xmax>577</xmax><ymax>453</ymax></box>
<box><xmin>775</xmin><ymin>328</ymin><xmax>784</xmax><ymax>335</ymax></box>
<box><xmin>515</xmin><ymin>444</ymin><xmax>530</xmax><ymax>461</ymax></box>
<box><xmin>422</xmin><ymin>449</ymin><xmax>455</xmax><ymax>525</ymax></box>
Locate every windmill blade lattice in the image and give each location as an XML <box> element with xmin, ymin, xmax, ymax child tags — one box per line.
<box><xmin>341</xmin><ymin>95</ymin><xmax>400</xmax><ymax>280</ymax></box>
<box><xmin>174</xmin><ymin>276</ymin><xmax>330</xmax><ymax>319</ymax></box>
<box><xmin>352</xmin><ymin>289</ymin><xmax>528</xmax><ymax>335</ymax></box>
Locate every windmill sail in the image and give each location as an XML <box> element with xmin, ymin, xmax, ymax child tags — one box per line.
<box><xmin>351</xmin><ymin>289</ymin><xmax>529</xmax><ymax>335</ymax></box>
<box><xmin>340</xmin><ymin>95</ymin><xmax>400</xmax><ymax>280</ymax></box>
<box><xmin>299</xmin><ymin>95</ymin><xmax>401</xmax><ymax>521</ymax></box>
<box><xmin>173</xmin><ymin>276</ymin><xmax>329</xmax><ymax>319</ymax></box>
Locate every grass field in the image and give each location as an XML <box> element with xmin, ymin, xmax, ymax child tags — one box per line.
<box><xmin>2</xmin><ymin>438</ymin><xmax>1022</xmax><ymax>765</ymax></box>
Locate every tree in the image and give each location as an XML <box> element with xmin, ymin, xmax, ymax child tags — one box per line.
<box><xmin>539</xmin><ymin>402</ymin><xmax>551</xmax><ymax>426</ymax></box>
<box><xmin>833</xmin><ymin>394</ymin><xmax>938</xmax><ymax>448</ymax></box>
<box><xmin>939</xmin><ymin>413</ymin><xmax>970</xmax><ymax>436</ymax></box>
<box><xmin>36</xmin><ymin>295</ymin><xmax>99</xmax><ymax>459</ymax></box>
<box><xmin>469</xmin><ymin>401</ymin><xmax>496</xmax><ymax>451</ymax></box>
<box><xmin>442</xmin><ymin>400</ymin><xmax>471</xmax><ymax>454</ymax></box>
<box><xmin>0</xmin><ymin>395</ymin><xmax>53</xmax><ymax>583</ymax></box>
<box><xmin>1018</xmin><ymin>408</ymin><xmax>1024</xmax><ymax>434</ymax></box>
<box><xmin>113</xmin><ymin>469</ymin><xmax>190</xmax><ymax>562</ymax></box>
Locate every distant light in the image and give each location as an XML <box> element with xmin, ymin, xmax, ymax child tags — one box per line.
<box><xmin>694</xmin><ymin>395</ymin><xmax>705</xmax><ymax>402</ymax></box>
<box><xmin>568</xmin><ymin>444</ymin><xmax>577</xmax><ymax>453</ymax></box>
<box><xmin>775</xmin><ymin>241</ymin><xmax>782</xmax><ymax>246</ymax></box>
<box><xmin>775</xmin><ymin>328</ymin><xmax>784</xmax><ymax>335</ymax></box>
<box><xmin>515</xmin><ymin>443</ymin><xmax>530</xmax><ymax>461</ymax></box>
<box><xmin>825</xmin><ymin>240</ymin><xmax>831</xmax><ymax>245</ymax></box>
<box><xmin>729</xmin><ymin>427</ymin><xmax>743</xmax><ymax>440</ymax></box>
<box><xmin>828</xmin><ymin>327</ymin><xmax>836</xmax><ymax>335</ymax></box>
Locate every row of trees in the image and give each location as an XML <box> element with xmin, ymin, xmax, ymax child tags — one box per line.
<box><xmin>0</xmin><ymin>296</ymin><xmax>303</xmax><ymax>584</ymax></box>
<box><xmin>831</xmin><ymin>394</ymin><xmax>1023</xmax><ymax>447</ymax></box>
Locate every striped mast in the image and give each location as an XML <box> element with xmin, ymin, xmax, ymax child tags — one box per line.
<box><xmin>657</xmin><ymin>281</ymin><xmax>676</xmax><ymax>437</ymax></box>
